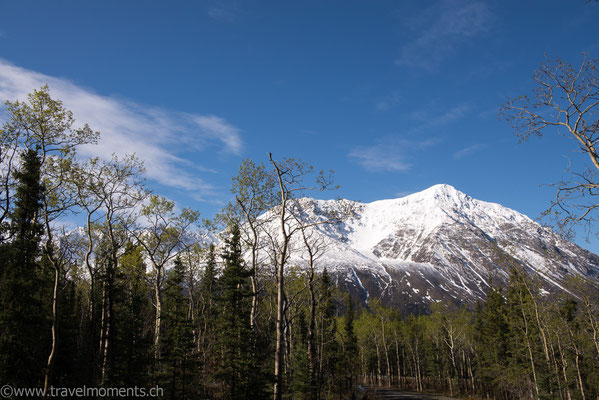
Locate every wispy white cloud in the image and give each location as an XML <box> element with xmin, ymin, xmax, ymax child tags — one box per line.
<box><xmin>395</xmin><ymin>0</ymin><xmax>492</xmax><ymax>71</ymax></box>
<box><xmin>351</xmin><ymin>101</ymin><xmax>470</xmax><ymax>172</ymax></box>
<box><xmin>453</xmin><ymin>143</ymin><xmax>486</xmax><ymax>160</ymax></box>
<box><xmin>192</xmin><ymin>115</ymin><xmax>242</xmax><ymax>155</ymax></box>
<box><xmin>374</xmin><ymin>92</ymin><xmax>401</xmax><ymax>111</ymax></box>
<box><xmin>207</xmin><ymin>1</ymin><xmax>240</xmax><ymax>22</ymax></box>
<box><xmin>411</xmin><ymin>103</ymin><xmax>471</xmax><ymax>126</ymax></box>
<box><xmin>0</xmin><ymin>59</ymin><xmax>243</xmax><ymax>199</ymax></box>
<box><xmin>348</xmin><ymin>137</ymin><xmax>438</xmax><ymax>172</ymax></box>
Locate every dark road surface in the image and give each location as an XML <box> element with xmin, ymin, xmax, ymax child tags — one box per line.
<box><xmin>357</xmin><ymin>386</ymin><xmax>457</xmax><ymax>400</ymax></box>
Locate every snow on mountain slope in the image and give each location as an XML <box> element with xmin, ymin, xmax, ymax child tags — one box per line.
<box><xmin>267</xmin><ymin>184</ymin><xmax>599</xmax><ymax>310</ymax></box>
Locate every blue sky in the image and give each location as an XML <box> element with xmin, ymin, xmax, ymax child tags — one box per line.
<box><xmin>1</xmin><ymin>1</ymin><xmax>599</xmax><ymax>250</ymax></box>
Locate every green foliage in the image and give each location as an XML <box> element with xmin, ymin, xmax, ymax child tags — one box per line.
<box><xmin>475</xmin><ymin>283</ymin><xmax>510</xmax><ymax>394</ymax></box>
<box><xmin>288</xmin><ymin>311</ymin><xmax>311</xmax><ymax>400</ymax></box>
<box><xmin>160</xmin><ymin>256</ymin><xmax>197</xmax><ymax>399</ymax></box>
<box><xmin>109</xmin><ymin>243</ymin><xmax>153</xmax><ymax>387</ymax></box>
<box><xmin>316</xmin><ymin>268</ymin><xmax>341</xmax><ymax>396</ymax></box>
<box><xmin>202</xmin><ymin>244</ymin><xmax>218</xmax><ymax>318</ymax></box>
<box><xmin>0</xmin><ymin>149</ymin><xmax>47</xmax><ymax>387</ymax></box>
<box><xmin>0</xmin><ymin>94</ymin><xmax>596</xmax><ymax>400</ymax></box>
<box><xmin>338</xmin><ymin>293</ymin><xmax>358</xmax><ymax>395</ymax></box>
<box><xmin>214</xmin><ymin>224</ymin><xmax>255</xmax><ymax>400</ymax></box>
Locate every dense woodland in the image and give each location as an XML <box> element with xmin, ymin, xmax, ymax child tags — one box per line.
<box><xmin>0</xmin><ymin>87</ymin><xmax>598</xmax><ymax>400</ymax></box>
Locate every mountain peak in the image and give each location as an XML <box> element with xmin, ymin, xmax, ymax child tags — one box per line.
<box><xmin>253</xmin><ymin>184</ymin><xmax>599</xmax><ymax>309</ymax></box>
<box><xmin>427</xmin><ymin>183</ymin><xmax>460</xmax><ymax>194</ymax></box>
<box><xmin>401</xmin><ymin>184</ymin><xmax>470</xmax><ymax>210</ymax></box>
<box><xmin>417</xmin><ymin>183</ymin><xmax>464</xmax><ymax>198</ymax></box>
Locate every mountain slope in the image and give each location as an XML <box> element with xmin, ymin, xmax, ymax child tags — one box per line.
<box><xmin>272</xmin><ymin>184</ymin><xmax>599</xmax><ymax>310</ymax></box>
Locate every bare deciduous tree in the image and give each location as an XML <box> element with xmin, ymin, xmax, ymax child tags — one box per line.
<box><xmin>266</xmin><ymin>153</ymin><xmax>344</xmax><ymax>400</ymax></box>
<box><xmin>220</xmin><ymin>158</ymin><xmax>277</xmax><ymax>331</ymax></box>
<box><xmin>501</xmin><ymin>55</ymin><xmax>599</xmax><ymax>238</ymax></box>
<box><xmin>1</xmin><ymin>87</ymin><xmax>99</xmax><ymax>397</ymax></box>
<box><xmin>131</xmin><ymin>194</ymin><xmax>200</xmax><ymax>361</ymax></box>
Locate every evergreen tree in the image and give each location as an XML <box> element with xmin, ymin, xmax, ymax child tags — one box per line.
<box><xmin>317</xmin><ymin>268</ymin><xmax>339</xmax><ymax>396</ymax></box>
<box><xmin>109</xmin><ymin>243</ymin><xmax>153</xmax><ymax>388</ymax></box>
<box><xmin>161</xmin><ymin>256</ymin><xmax>196</xmax><ymax>399</ymax></box>
<box><xmin>341</xmin><ymin>293</ymin><xmax>358</xmax><ymax>397</ymax></box>
<box><xmin>505</xmin><ymin>267</ymin><xmax>547</xmax><ymax>398</ymax></box>
<box><xmin>53</xmin><ymin>278</ymin><xmax>84</xmax><ymax>387</ymax></box>
<box><xmin>215</xmin><ymin>223</ymin><xmax>254</xmax><ymax>400</ymax></box>
<box><xmin>289</xmin><ymin>310</ymin><xmax>311</xmax><ymax>400</ymax></box>
<box><xmin>0</xmin><ymin>149</ymin><xmax>46</xmax><ymax>387</ymax></box>
<box><xmin>202</xmin><ymin>244</ymin><xmax>218</xmax><ymax>321</ymax></box>
<box><xmin>475</xmin><ymin>282</ymin><xmax>510</xmax><ymax>397</ymax></box>
<box><xmin>198</xmin><ymin>243</ymin><xmax>218</xmax><ymax>393</ymax></box>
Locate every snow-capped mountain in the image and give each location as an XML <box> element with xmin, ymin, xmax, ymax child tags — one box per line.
<box><xmin>269</xmin><ymin>184</ymin><xmax>599</xmax><ymax>310</ymax></box>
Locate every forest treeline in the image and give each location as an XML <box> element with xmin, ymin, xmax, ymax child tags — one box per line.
<box><xmin>0</xmin><ymin>88</ymin><xmax>598</xmax><ymax>400</ymax></box>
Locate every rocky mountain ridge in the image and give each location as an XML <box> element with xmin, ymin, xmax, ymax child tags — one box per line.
<box><xmin>271</xmin><ymin>184</ymin><xmax>599</xmax><ymax>310</ymax></box>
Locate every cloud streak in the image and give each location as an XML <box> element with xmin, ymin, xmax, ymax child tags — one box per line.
<box><xmin>207</xmin><ymin>1</ymin><xmax>240</xmax><ymax>22</ymax></box>
<box><xmin>395</xmin><ymin>0</ymin><xmax>492</xmax><ymax>71</ymax></box>
<box><xmin>350</xmin><ymin>101</ymin><xmax>470</xmax><ymax>172</ymax></box>
<box><xmin>453</xmin><ymin>143</ymin><xmax>486</xmax><ymax>160</ymax></box>
<box><xmin>348</xmin><ymin>137</ymin><xmax>437</xmax><ymax>172</ymax></box>
<box><xmin>410</xmin><ymin>103</ymin><xmax>471</xmax><ymax>128</ymax></box>
<box><xmin>0</xmin><ymin>60</ymin><xmax>243</xmax><ymax>199</ymax></box>
<box><xmin>374</xmin><ymin>92</ymin><xmax>401</xmax><ymax>112</ymax></box>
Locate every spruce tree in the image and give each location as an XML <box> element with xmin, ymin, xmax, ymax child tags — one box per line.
<box><xmin>198</xmin><ymin>243</ymin><xmax>218</xmax><ymax>393</ymax></box>
<box><xmin>289</xmin><ymin>310</ymin><xmax>311</xmax><ymax>400</ymax></box>
<box><xmin>475</xmin><ymin>282</ymin><xmax>509</xmax><ymax>397</ymax></box>
<box><xmin>161</xmin><ymin>256</ymin><xmax>196</xmax><ymax>399</ymax></box>
<box><xmin>53</xmin><ymin>279</ymin><xmax>84</xmax><ymax>387</ymax></box>
<box><xmin>202</xmin><ymin>244</ymin><xmax>217</xmax><ymax>321</ymax></box>
<box><xmin>110</xmin><ymin>243</ymin><xmax>153</xmax><ymax>388</ymax></box>
<box><xmin>341</xmin><ymin>293</ymin><xmax>358</xmax><ymax>397</ymax></box>
<box><xmin>0</xmin><ymin>149</ymin><xmax>46</xmax><ymax>387</ymax></box>
<box><xmin>505</xmin><ymin>267</ymin><xmax>548</xmax><ymax>398</ymax></box>
<box><xmin>215</xmin><ymin>224</ymin><xmax>253</xmax><ymax>400</ymax></box>
<box><xmin>317</xmin><ymin>268</ymin><xmax>339</xmax><ymax>396</ymax></box>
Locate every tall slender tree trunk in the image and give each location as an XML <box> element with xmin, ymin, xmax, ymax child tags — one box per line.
<box><xmin>250</xmin><ymin>274</ymin><xmax>258</xmax><ymax>329</ymax></box>
<box><xmin>379</xmin><ymin>318</ymin><xmax>391</xmax><ymax>387</ymax></box>
<box><xmin>84</xmin><ymin>213</ymin><xmax>96</xmax><ymax>325</ymax></box>
<box><xmin>42</xmin><ymin>213</ymin><xmax>61</xmax><ymax>399</ymax></box>
<box><xmin>394</xmin><ymin>331</ymin><xmax>401</xmax><ymax>388</ymax></box>
<box><xmin>43</xmin><ymin>263</ymin><xmax>59</xmax><ymax>399</ymax></box>
<box><xmin>359</xmin><ymin>347</ymin><xmax>366</xmax><ymax>384</ymax></box>
<box><xmin>415</xmin><ymin>347</ymin><xmax>423</xmax><ymax>392</ymax></box>
<box><xmin>235</xmin><ymin>198</ymin><xmax>261</xmax><ymax>331</ymax></box>
<box><xmin>557</xmin><ymin>336</ymin><xmax>572</xmax><ymax>400</ymax></box>
<box><xmin>98</xmin><ymin>280</ymin><xmax>107</xmax><ymax>383</ymax></box>
<box><xmin>447</xmin><ymin>333</ymin><xmax>457</xmax><ymax>396</ymax></box>
<box><xmin>100</xmin><ymin>260</ymin><xmax>115</xmax><ymax>385</ymax></box>
<box><xmin>467</xmin><ymin>352</ymin><xmax>475</xmax><ymax>393</ymax></box>
<box><xmin>98</xmin><ymin>279</ymin><xmax>107</xmax><ymax>362</ymax></box>
<box><xmin>402</xmin><ymin>348</ymin><xmax>408</xmax><ymax>389</ymax></box>
<box><xmin>583</xmin><ymin>296</ymin><xmax>599</xmax><ymax>358</ymax></box>
<box><xmin>271</xmin><ymin>152</ymin><xmax>289</xmax><ymax>400</ymax></box>
<box><xmin>518</xmin><ymin>292</ymin><xmax>539</xmax><ymax>397</ymax></box>
<box><xmin>549</xmin><ymin>342</ymin><xmax>564</xmax><ymax>400</ymax></box>
<box><xmin>373</xmin><ymin>334</ymin><xmax>382</xmax><ymax>385</ymax></box>
<box><xmin>574</xmin><ymin>348</ymin><xmax>585</xmax><ymax>400</ymax></box>
<box><xmin>154</xmin><ymin>268</ymin><xmax>163</xmax><ymax>361</ymax></box>
<box><xmin>273</xmin><ymin>249</ymin><xmax>286</xmax><ymax>400</ymax></box>
<box><xmin>284</xmin><ymin>300</ymin><xmax>292</xmax><ymax>379</ymax></box>
<box><xmin>273</xmin><ymin>214</ymin><xmax>289</xmax><ymax>400</ymax></box>
<box><xmin>307</xmin><ymin>259</ymin><xmax>317</xmax><ymax>400</ymax></box>
<box><xmin>248</xmin><ymin>227</ymin><xmax>259</xmax><ymax>331</ymax></box>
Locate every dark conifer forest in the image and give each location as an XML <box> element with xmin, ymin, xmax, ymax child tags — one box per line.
<box><xmin>0</xmin><ymin>87</ymin><xmax>598</xmax><ymax>400</ymax></box>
